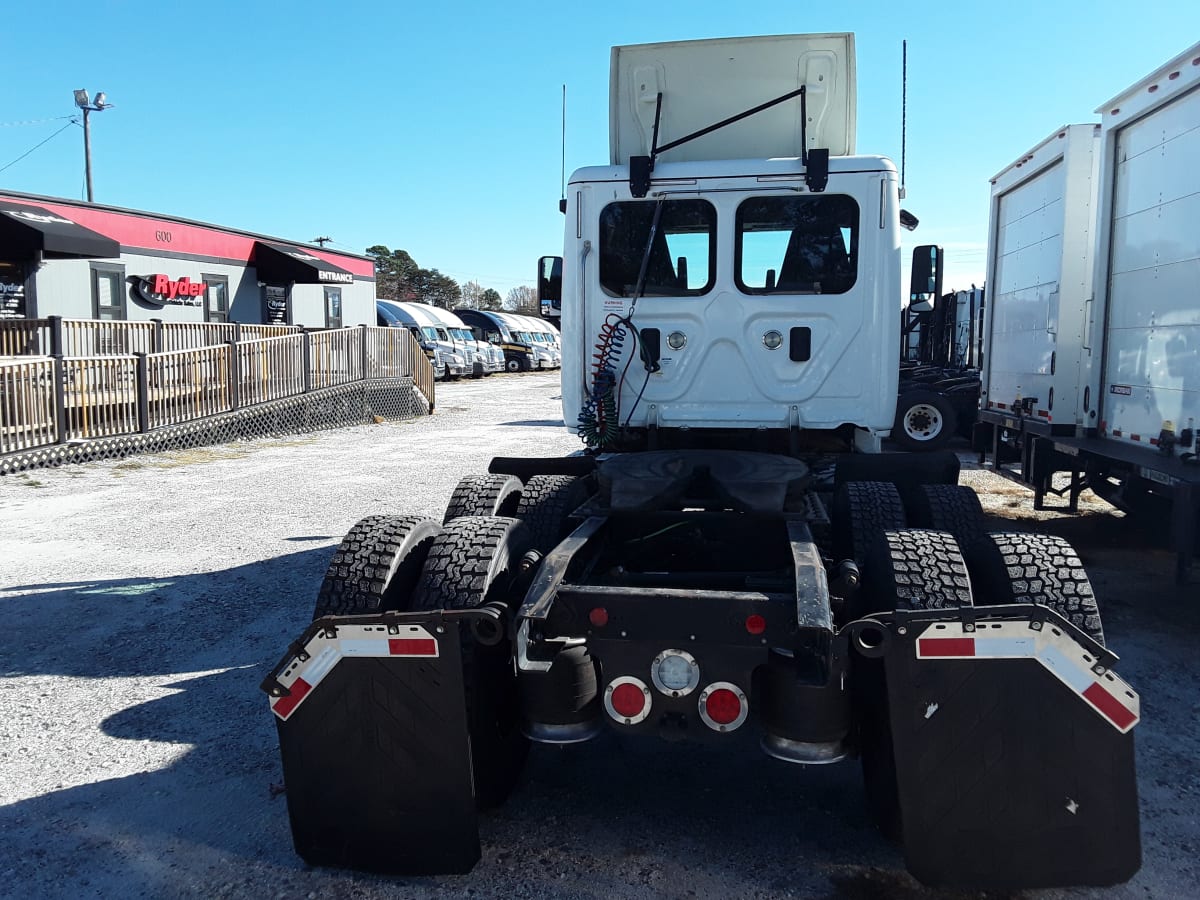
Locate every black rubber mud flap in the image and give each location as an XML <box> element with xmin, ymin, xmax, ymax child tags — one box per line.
<box><xmin>265</xmin><ymin>615</ymin><xmax>479</xmax><ymax>874</ymax></box>
<box><xmin>878</xmin><ymin>620</ymin><xmax>1141</xmax><ymax>889</ymax></box>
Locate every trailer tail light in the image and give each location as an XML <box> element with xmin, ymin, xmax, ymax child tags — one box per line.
<box><xmin>588</xmin><ymin>607</ymin><xmax>609</xmax><ymax>628</ymax></box>
<box><xmin>698</xmin><ymin>681</ymin><xmax>749</xmax><ymax>732</ymax></box>
<box><xmin>605</xmin><ymin>676</ymin><xmax>651</xmax><ymax>724</ymax></box>
<box><xmin>745</xmin><ymin>614</ymin><xmax>766</xmax><ymax>635</ymax></box>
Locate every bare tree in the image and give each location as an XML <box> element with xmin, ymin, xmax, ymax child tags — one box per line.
<box><xmin>504</xmin><ymin>285</ymin><xmax>538</xmax><ymax>315</ymax></box>
<box><xmin>459</xmin><ymin>280</ymin><xmax>484</xmax><ymax>308</ymax></box>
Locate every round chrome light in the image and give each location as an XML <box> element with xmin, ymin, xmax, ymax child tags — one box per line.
<box><xmin>605</xmin><ymin>676</ymin><xmax>652</xmax><ymax>724</ymax></box>
<box><xmin>651</xmin><ymin>648</ymin><xmax>700</xmax><ymax>697</ymax></box>
<box><xmin>698</xmin><ymin>681</ymin><xmax>749</xmax><ymax>732</ymax></box>
<box><xmin>666</xmin><ymin>331</ymin><xmax>687</xmax><ymax>351</ymax></box>
<box><xmin>762</xmin><ymin>330</ymin><xmax>783</xmax><ymax>350</ymax></box>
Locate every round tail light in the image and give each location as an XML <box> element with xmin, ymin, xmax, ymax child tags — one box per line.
<box><xmin>698</xmin><ymin>682</ymin><xmax>748</xmax><ymax>732</ymax></box>
<box><xmin>605</xmin><ymin>676</ymin><xmax>651</xmax><ymax>724</ymax></box>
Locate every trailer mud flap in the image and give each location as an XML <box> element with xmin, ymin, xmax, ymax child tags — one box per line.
<box><xmin>262</xmin><ymin>616</ymin><xmax>478</xmax><ymax>874</ymax></box>
<box><xmin>876</xmin><ymin>617</ymin><xmax>1141</xmax><ymax>889</ymax></box>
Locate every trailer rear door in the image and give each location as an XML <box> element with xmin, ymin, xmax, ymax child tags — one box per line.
<box><xmin>981</xmin><ymin>126</ymin><xmax>1098</xmax><ymax>428</ymax></box>
<box><xmin>1098</xmin><ymin>86</ymin><xmax>1200</xmax><ymax>446</ymax></box>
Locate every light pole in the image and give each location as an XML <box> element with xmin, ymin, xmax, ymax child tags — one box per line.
<box><xmin>73</xmin><ymin>89</ymin><xmax>113</xmax><ymax>202</ymax></box>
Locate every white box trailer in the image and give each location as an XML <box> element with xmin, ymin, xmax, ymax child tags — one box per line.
<box><xmin>1088</xmin><ymin>49</ymin><xmax>1200</xmax><ymax>451</ymax></box>
<box><xmin>979</xmin><ymin>124</ymin><xmax>1101</xmax><ymax>434</ymax></box>
<box><xmin>977</xmin><ymin>43</ymin><xmax>1200</xmax><ymax>582</ymax></box>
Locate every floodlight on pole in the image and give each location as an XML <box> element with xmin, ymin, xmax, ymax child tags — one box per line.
<box><xmin>73</xmin><ymin>88</ymin><xmax>114</xmax><ymax>202</ymax></box>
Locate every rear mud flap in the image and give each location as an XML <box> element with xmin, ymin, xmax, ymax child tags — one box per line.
<box><xmin>262</xmin><ymin>615</ymin><xmax>479</xmax><ymax>874</ymax></box>
<box><xmin>872</xmin><ymin>614</ymin><xmax>1141</xmax><ymax>889</ymax></box>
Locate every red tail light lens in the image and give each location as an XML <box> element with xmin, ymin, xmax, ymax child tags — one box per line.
<box><xmin>745</xmin><ymin>614</ymin><xmax>766</xmax><ymax>635</ymax></box>
<box><xmin>705</xmin><ymin>689</ymin><xmax>741</xmax><ymax>725</ymax></box>
<box><xmin>698</xmin><ymin>681</ymin><xmax>749</xmax><ymax>732</ymax></box>
<box><xmin>605</xmin><ymin>676</ymin><xmax>651</xmax><ymax>724</ymax></box>
<box><xmin>611</xmin><ymin>683</ymin><xmax>644</xmax><ymax>717</ymax></box>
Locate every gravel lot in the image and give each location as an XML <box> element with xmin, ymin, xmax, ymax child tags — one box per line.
<box><xmin>2</xmin><ymin>370</ymin><xmax>1197</xmax><ymax>900</ymax></box>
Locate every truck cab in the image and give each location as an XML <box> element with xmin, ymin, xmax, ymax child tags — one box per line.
<box><xmin>545</xmin><ymin>34</ymin><xmax>898</xmax><ymax>452</ymax></box>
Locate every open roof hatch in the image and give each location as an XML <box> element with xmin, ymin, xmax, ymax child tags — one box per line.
<box><xmin>609</xmin><ymin>33</ymin><xmax>856</xmax><ymax>168</ymax></box>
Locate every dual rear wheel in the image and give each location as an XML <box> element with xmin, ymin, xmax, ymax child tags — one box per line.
<box><xmin>310</xmin><ymin>472</ymin><xmax>593</xmax><ymax>809</ymax></box>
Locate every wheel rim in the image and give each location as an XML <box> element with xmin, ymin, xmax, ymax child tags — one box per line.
<box><xmin>902</xmin><ymin>403</ymin><xmax>943</xmax><ymax>441</ymax></box>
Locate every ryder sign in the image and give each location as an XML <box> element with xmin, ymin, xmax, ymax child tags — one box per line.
<box><xmin>134</xmin><ymin>274</ymin><xmax>206</xmax><ymax>308</ymax></box>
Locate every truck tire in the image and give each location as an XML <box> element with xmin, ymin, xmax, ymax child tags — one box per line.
<box><xmin>832</xmin><ymin>481</ymin><xmax>906</xmax><ymax>567</ymax></box>
<box><xmin>861</xmin><ymin>528</ymin><xmax>974</xmax><ymax>615</ymax></box>
<box><xmin>513</xmin><ymin>475</ymin><xmax>592</xmax><ymax>553</ymax></box>
<box><xmin>906</xmin><ymin>484</ymin><xmax>986</xmax><ymax>551</ymax></box>
<box><xmin>312</xmin><ymin>515</ymin><xmax>440</xmax><ymax>620</ymax></box>
<box><xmin>411</xmin><ymin>516</ymin><xmax>532</xmax><ymax>808</ymax></box>
<box><xmin>857</xmin><ymin>528</ymin><xmax>974</xmax><ymax>840</ymax></box>
<box><xmin>892</xmin><ymin>389</ymin><xmax>957</xmax><ymax>452</ymax></box>
<box><xmin>965</xmin><ymin>532</ymin><xmax>1105</xmax><ymax>645</ymax></box>
<box><xmin>505</xmin><ymin>356</ymin><xmax>524</xmax><ymax>373</ymax></box>
<box><xmin>443</xmin><ymin>474</ymin><xmax>523</xmax><ymax>523</ymax></box>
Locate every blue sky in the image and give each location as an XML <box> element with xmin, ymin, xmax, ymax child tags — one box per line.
<box><xmin>2</xmin><ymin>1</ymin><xmax>1197</xmax><ymax>298</ymax></box>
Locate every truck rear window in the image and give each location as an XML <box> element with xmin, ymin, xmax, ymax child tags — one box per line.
<box><xmin>736</xmin><ymin>195</ymin><xmax>859</xmax><ymax>295</ymax></box>
<box><xmin>599</xmin><ymin>199</ymin><xmax>716</xmax><ymax>297</ymax></box>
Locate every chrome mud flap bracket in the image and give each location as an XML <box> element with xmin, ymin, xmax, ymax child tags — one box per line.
<box><xmin>261</xmin><ymin>611</ymin><xmax>489</xmax><ymax>874</ymax></box>
<box><xmin>847</xmin><ymin>608</ymin><xmax>1142</xmax><ymax>889</ymax></box>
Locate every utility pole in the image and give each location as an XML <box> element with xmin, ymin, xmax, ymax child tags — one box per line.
<box><xmin>312</xmin><ymin>236</ymin><xmax>332</xmax><ymax>247</ymax></box>
<box><xmin>73</xmin><ymin>89</ymin><xmax>114</xmax><ymax>202</ymax></box>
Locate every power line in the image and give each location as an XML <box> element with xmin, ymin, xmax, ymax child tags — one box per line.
<box><xmin>0</xmin><ymin>118</ymin><xmax>78</xmax><ymax>175</ymax></box>
<box><xmin>0</xmin><ymin>115</ymin><xmax>76</xmax><ymax>128</ymax></box>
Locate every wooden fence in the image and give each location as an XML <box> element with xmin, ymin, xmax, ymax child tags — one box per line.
<box><xmin>0</xmin><ymin>323</ymin><xmax>432</xmax><ymax>456</ymax></box>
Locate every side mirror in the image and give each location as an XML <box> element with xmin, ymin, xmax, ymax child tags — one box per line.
<box><xmin>910</xmin><ymin>245</ymin><xmax>944</xmax><ymax>301</ymax></box>
<box><xmin>538</xmin><ymin>256</ymin><xmax>563</xmax><ymax>321</ymax></box>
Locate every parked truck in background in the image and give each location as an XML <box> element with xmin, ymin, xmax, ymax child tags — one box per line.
<box><xmin>975</xmin><ymin>43</ymin><xmax>1200</xmax><ymax>581</ymax></box>
<box><xmin>893</xmin><ymin>249</ymin><xmax>983</xmax><ymax>450</ymax></box>
<box><xmin>423</xmin><ymin>304</ymin><xmax>505</xmax><ymax>377</ymax></box>
<box><xmin>376</xmin><ymin>299</ymin><xmax>468</xmax><ymax>380</ymax></box>
<box><xmin>456</xmin><ymin>307</ymin><xmax>537</xmax><ymax>372</ymax></box>
<box><xmin>263</xmin><ymin>33</ymin><xmax>1141</xmax><ymax>889</ymax></box>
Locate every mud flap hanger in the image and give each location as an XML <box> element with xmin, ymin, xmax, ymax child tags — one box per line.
<box><xmin>259</xmin><ymin>604</ymin><xmax>508</xmax><ymax>702</ymax></box>
<box><xmin>629</xmin><ymin>85</ymin><xmax>829</xmax><ymax>198</ymax></box>
<box><xmin>845</xmin><ymin>602</ymin><xmax>1119</xmax><ymax>672</ymax></box>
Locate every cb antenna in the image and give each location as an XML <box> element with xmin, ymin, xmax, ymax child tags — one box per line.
<box><xmin>560</xmin><ymin>84</ymin><xmax>567</xmax><ymax>210</ymax></box>
<box><xmin>900</xmin><ymin>39</ymin><xmax>908</xmax><ymax>199</ymax></box>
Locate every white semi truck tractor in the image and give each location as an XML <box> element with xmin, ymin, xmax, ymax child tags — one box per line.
<box><xmin>263</xmin><ymin>34</ymin><xmax>1140</xmax><ymax>889</ymax></box>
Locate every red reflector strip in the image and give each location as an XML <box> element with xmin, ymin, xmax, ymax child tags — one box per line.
<box><xmin>917</xmin><ymin>637</ymin><xmax>976</xmax><ymax>657</ymax></box>
<box><xmin>1083</xmin><ymin>682</ymin><xmax>1138</xmax><ymax>731</ymax></box>
<box><xmin>389</xmin><ymin>637</ymin><xmax>437</xmax><ymax>656</ymax></box>
<box><xmin>272</xmin><ymin>677</ymin><xmax>312</xmax><ymax>719</ymax></box>
<box><xmin>1037</xmin><ymin>409</ymin><xmax>1049</xmax><ymax>418</ymax></box>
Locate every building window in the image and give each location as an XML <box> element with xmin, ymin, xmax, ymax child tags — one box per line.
<box><xmin>324</xmin><ymin>286</ymin><xmax>342</xmax><ymax>329</ymax></box>
<box><xmin>91</xmin><ymin>263</ymin><xmax>127</xmax><ymax>320</ymax></box>
<box><xmin>203</xmin><ymin>274</ymin><xmax>230</xmax><ymax>324</ymax></box>
<box><xmin>735</xmin><ymin>195</ymin><xmax>859</xmax><ymax>295</ymax></box>
<box><xmin>599</xmin><ymin>199</ymin><xmax>716</xmax><ymax>297</ymax></box>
